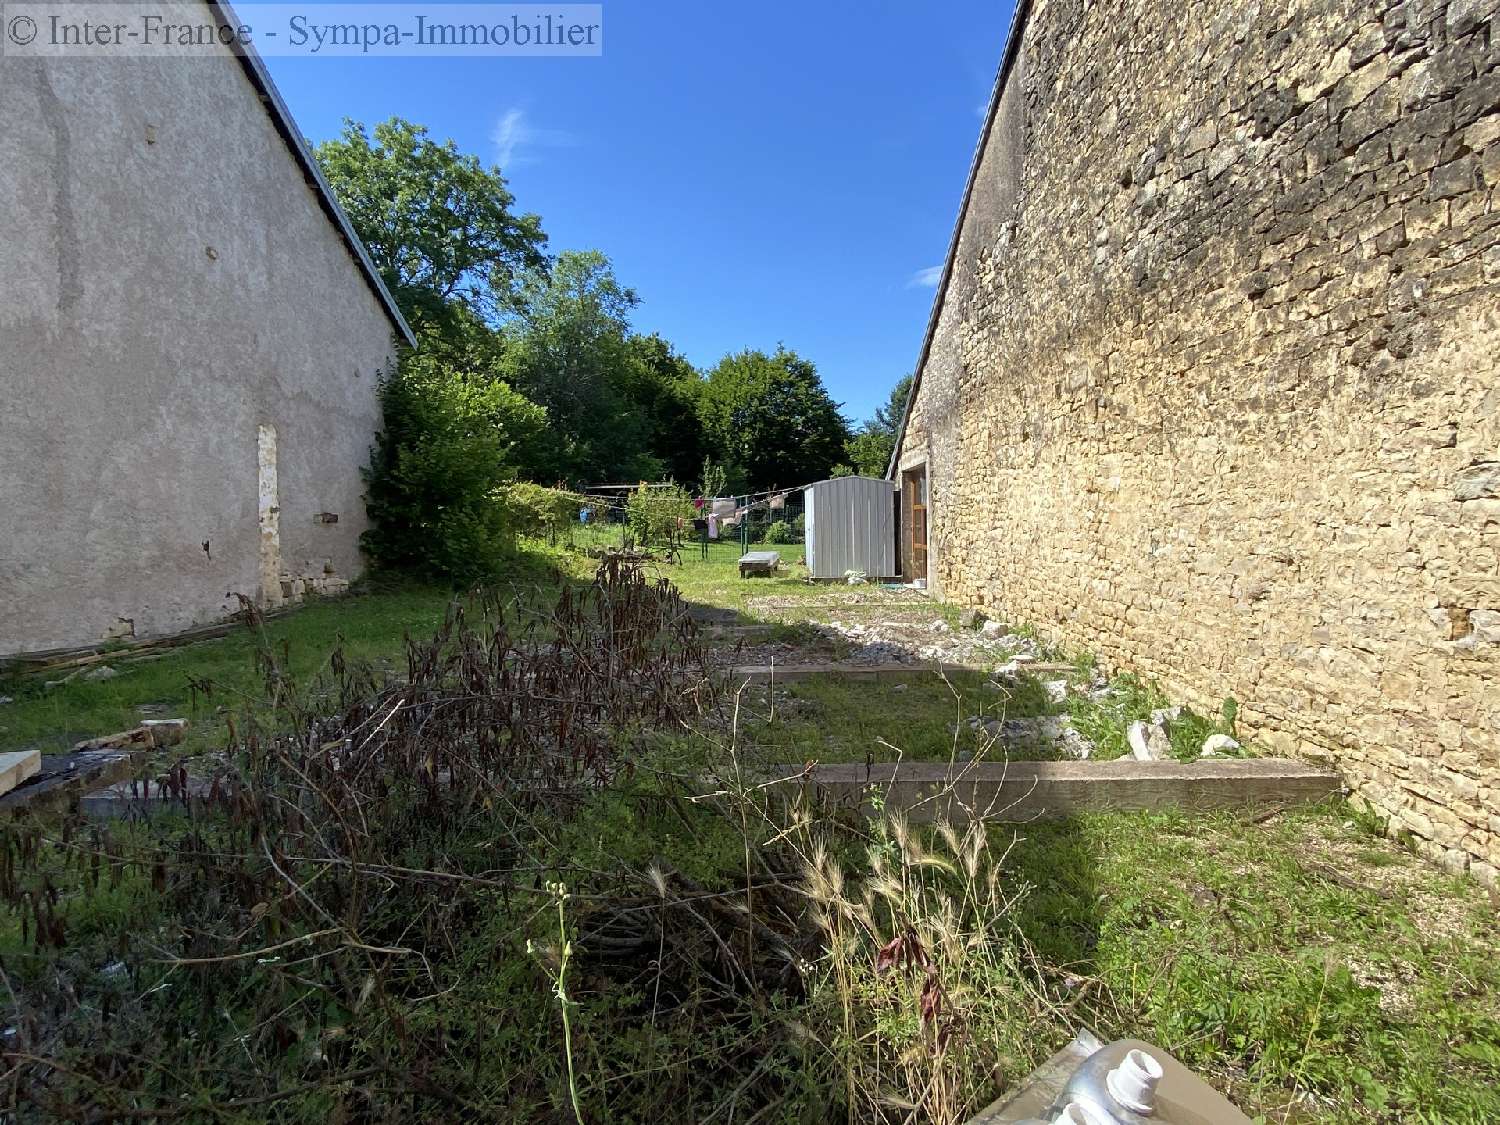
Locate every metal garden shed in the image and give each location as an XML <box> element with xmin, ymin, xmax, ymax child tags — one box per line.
<box><xmin>802</xmin><ymin>476</ymin><xmax>898</xmax><ymax>580</ymax></box>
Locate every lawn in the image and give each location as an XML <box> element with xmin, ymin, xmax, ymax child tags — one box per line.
<box><xmin>0</xmin><ymin>533</ymin><xmax>822</xmax><ymax>759</ymax></box>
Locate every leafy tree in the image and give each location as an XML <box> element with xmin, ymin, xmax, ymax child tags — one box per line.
<box><xmin>700</xmin><ymin>347</ymin><xmax>850</xmax><ymax>490</ymax></box>
<box><xmin>875</xmin><ymin>374</ymin><xmax>913</xmax><ymax>436</ymax></box>
<box><xmin>843</xmin><ymin>427</ymin><xmax>892</xmax><ymax>476</ymax></box>
<box><xmin>316</xmin><ymin>117</ymin><xmax>548</xmax><ymax>344</ymax></box>
<box><xmin>623</xmin><ymin>334</ymin><xmax>706</xmax><ymax>483</ymax></box>
<box><xmin>625</xmin><ymin>484</ymin><xmax>695</xmax><ymax>548</ymax></box>
<box><xmin>501</xmin><ymin>251</ymin><xmax>659</xmax><ymax>482</ymax></box>
<box><xmin>362</xmin><ymin>353</ymin><xmax>545</xmax><ymax>583</ymax></box>
<box><xmin>700</xmin><ymin>457</ymin><xmax>729</xmax><ymax>500</ymax></box>
<box><xmin>841</xmin><ymin>372</ymin><xmax>914</xmax><ymax>477</ymax></box>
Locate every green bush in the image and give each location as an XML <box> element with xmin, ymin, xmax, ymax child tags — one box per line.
<box><xmin>760</xmin><ymin>520</ymin><xmax>794</xmax><ymax>544</ymax></box>
<box><xmin>504</xmin><ymin>482</ymin><xmax>586</xmax><ymax>541</ymax></box>
<box><xmin>362</xmin><ymin>353</ymin><xmax>546</xmax><ymax>584</ymax></box>
<box><xmin>625</xmin><ymin>483</ymin><xmax>695</xmax><ymax>547</ymax></box>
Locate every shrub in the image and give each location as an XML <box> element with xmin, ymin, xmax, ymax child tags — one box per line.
<box><xmin>699</xmin><ymin>457</ymin><xmax>728</xmax><ymax>502</ymax></box>
<box><xmin>504</xmin><ymin>482</ymin><xmax>586</xmax><ymax>542</ymax></box>
<box><xmin>625</xmin><ymin>484</ymin><xmax>695</xmax><ymax>547</ymax></box>
<box><xmin>362</xmin><ymin>353</ymin><xmax>546</xmax><ymax>584</ymax></box>
<box><xmin>761</xmin><ymin>520</ymin><xmax>794</xmax><ymax>545</ymax></box>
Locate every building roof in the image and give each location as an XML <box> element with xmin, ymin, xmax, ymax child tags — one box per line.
<box><xmin>886</xmin><ymin>0</ymin><xmax>1031</xmax><ymax>479</ymax></box>
<box><xmin>210</xmin><ymin>0</ymin><xmax>417</xmax><ymax>347</ymax></box>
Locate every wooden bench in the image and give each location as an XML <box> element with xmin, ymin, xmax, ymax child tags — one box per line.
<box><xmin>738</xmin><ymin>550</ymin><xmax>780</xmax><ymax>578</ymax></box>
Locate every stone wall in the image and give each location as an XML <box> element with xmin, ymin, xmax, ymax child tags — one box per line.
<box><xmin>898</xmin><ymin>0</ymin><xmax>1500</xmax><ymax>880</ymax></box>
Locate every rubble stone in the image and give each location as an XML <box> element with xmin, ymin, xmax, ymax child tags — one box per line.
<box><xmin>895</xmin><ymin>0</ymin><xmax>1499</xmax><ymax>881</ymax></box>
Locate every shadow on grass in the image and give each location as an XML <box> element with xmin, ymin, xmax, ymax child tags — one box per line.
<box><xmin>0</xmin><ymin>549</ymin><xmax>578</xmax><ymax>758</ymax></box>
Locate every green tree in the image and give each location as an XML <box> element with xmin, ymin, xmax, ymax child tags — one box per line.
<box><xmin>874</xmin><ymin>373</ymin><xmax>913</xmax><ymax>436</ymax></box>
<box><xmin>625</xmin><ymin>483</ymin><xmax>695</xmax><ymax>548</ymax></box>
<box><xmin>622</xmin><ymin>334</ymin><xmax>706</xmax><ymax>483</ymax></box>
<box><xmin>502</xmin><ymin>250</ymin><xmax>657</xmax><ymax>482</ymax></box>
<box><xmin>699</xmin><ymin>457</ymin><xmax>728</xmax><ymax>500</ymax></box>
<box><xmin>843</xmin><ymin>427</ymin><xmax>893</xmax><ymax>477</ymax></box>
<box><xmin>362</xmin><ymin>353</ymin><xmax>546</xmax><ymax>583</ymax></box>
<box><xmin>699</xmin><ymin>347</ymin><xmax>850</xmax><ymax>490</ymax></box>
<box><xmin>316</xmin><ymin>118</ymin><xmax>548</xmax><ymax>346</ymax></box>
<box><xmin>841</xmin><ymin>373</ymin><xmax>913</xmax><ymax>477</ymax></box>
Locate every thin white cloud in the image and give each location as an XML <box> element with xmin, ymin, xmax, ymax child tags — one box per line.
<box><xmin>908</xmin><ymin>265</ymin><xmax>943</xmax><ymax>289</ymax></box>
<box><xmin>491</xmin><ymin>108</ymin><xmax>574</xmax><ymax>168</ymax></box>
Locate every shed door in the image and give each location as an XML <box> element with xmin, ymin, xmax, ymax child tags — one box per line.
<box><xmin>902</xmin><ymin>466</ymin><xmax>927</xmax><ymax>581</ymax></box>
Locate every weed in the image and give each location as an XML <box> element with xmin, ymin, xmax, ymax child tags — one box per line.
<box><xmin>1066</xmin><ymin>672</ymin><xmax>1165</xmax><ymax>760</ymax></box>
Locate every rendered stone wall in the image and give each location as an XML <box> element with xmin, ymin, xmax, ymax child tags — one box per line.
<box><xmin>0</xmin><ymin>50</ymin><xmax>396</xmax><ymax>655</ymax></box>
<box><xmin>898</xmin><ymin>0</ymin><xmax>1500</xmax><ymax>880</ymax></box>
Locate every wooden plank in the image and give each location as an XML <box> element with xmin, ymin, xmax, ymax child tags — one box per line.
<box><xmin>729</xmin><ymin>662</ymin><xmax>996</xmax><ymax>682</ymax></box>
<box><xmin>765</xmin><ymin>758</ymin><xmax>1342</xmax><ymax>822</ymax></box>
<box><xmin>0</xmin><ymin>751</ymin><xmax>41</xmax><ymax>796</ymax></box>
<box><xmin>728</xmin><ymin>661</ymin><xmax>1077</xmax><ymax>682</ymax></box>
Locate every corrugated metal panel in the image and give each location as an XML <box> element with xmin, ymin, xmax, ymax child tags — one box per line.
<box><xmin>802</xmin><ymin>477</ymin><xmax>897</xmax><ymax>579</ymax></box>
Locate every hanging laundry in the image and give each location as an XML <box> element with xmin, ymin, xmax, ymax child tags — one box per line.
<box><xmin>707</xmin><ymin>515</ymin><xmax>719</xmax><ymax>539</ymax></box>
<box><xmin>769</xmin><ymin>493</ymin><xmax>786</xmax><ymax>510</ymax></box>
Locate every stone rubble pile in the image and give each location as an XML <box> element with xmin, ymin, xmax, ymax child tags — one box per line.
<box><xmin>820</xmin><ymin>618</ymin><xmax>1046</xmax><ymax>668</ymax></box>
<box><xmin>963</xmin><ymin>714</ymin><xmax>1095</xmax><ymax>760</ymax></box>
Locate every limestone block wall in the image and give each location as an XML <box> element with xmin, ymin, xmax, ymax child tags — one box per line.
<box><xmin>899</xmin><ymin>0</ymin><xmax>1500</xmax><ymax>880</ymax></box>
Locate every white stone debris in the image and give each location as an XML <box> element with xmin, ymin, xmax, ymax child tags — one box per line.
<box><xmin>1043</xmin><ymin>678</ymin><xmax>1069</xmax><ymax>704</ymax></box>
<box><xmin>1127</xmin><ymin>719</ymin><xmax>1167</xmax><ymax>760</ymax></box>
<box><xmin>808</xmin><ymin>617</ymin><xmax>1044</xmax><ymax>669</ymax></box>
<box><xmin>82</xmin><ymin>665</ymin><xmax>119</xmax><ymax>683</ymax></box>
<box><xmin>1201</xmin><ymin>733</ymin><xmax>1242</xmax><ymax>757</ymax></box>
<box><xmin>1148</xmin><ymin>723</ymin><xmax>1172</xmax><ymax>759</ymax></box>
<box><xmin>967</xmin><ymin>714</ymin><xmax>1093</xmax><ymax>759</ymax></box>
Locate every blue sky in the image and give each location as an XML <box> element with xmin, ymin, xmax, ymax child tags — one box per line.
<box><xmin>264</xmin><ymin>0</ymin><xmax>1016</xmax><ymax>424</ymax></box>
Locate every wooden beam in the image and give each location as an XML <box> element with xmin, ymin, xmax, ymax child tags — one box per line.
<box><xmin>0</xmin><ymin>751</ymin><xmax>41</xmax><ymax>797</ymax></box>
<box><xmin>726</xmin><ymin>661</ymin><xmax>1076</xmax><ymax>683</ymax></box>
<box><xmin>728</xmin><ymin>662</ymin><xmax>981</xmax><ymax>683</ymax></box>
<box><xmin>764</xmin><ymin>758</ymin><xmax>1343</xmax><ymax>822</ymax></box>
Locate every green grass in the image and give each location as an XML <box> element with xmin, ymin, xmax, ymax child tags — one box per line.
<box><xmin>1001</xmin><ymin>803</ymin><xmax>1500</xmax><ymax>1122</ymax></box>
<box><xmin>735</xmin><ymin>670</ymin><xmax>1063</xmax><ymax>763</ymax></box>
<box><xmin>0</xmin><ymin>549</ymin><xmax>584</xmax><ymax>758</ymax></box>
<box><xmin>1066</xmin><ymin>672</ymin><xmax>1242</xmax><ymax>762</ymax></box>
<box><xmin>0</xmin><ymin>584</ymin><xmax>462</xmax><ymax>755</ymax></box>
<box><xmin>0</xmin><ymin>535</ymin><xmax>828</xmax><ymax>757</ymax></box>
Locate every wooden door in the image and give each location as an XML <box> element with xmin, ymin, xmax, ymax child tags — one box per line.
<box><xmin>902</xmin><ymin>467</ymin><xmax>927</xmax><ymax>581</ymax></box>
